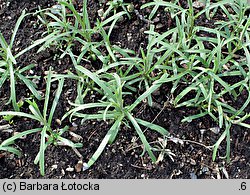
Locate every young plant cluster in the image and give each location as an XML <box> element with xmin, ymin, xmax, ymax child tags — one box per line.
<box><xmin>0</xmin><ymin>0</ymin><xmax>250</xmax><ymax>176</ymax></box>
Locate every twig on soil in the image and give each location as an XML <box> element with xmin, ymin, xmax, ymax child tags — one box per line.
<box><xmin>130</xmin><ymin>164</ymin><xmax>152</xmax><ymax>170</ymax></box>
<box><xmin>72</xmin><ymin>147</ymin><xmax>83</xmax><ymax>159</ymax></box>
<box><xmin>87</xmin><ymin>129</ymin><xmax>98</xmax><ymax>141</ymax></box>
<box><xmin>103</xmin><ymin>25</ymin><xmax>119</xmax><ymax>31</ymax></box>
<box><xmin>126</xmin><ymin>137</ymin><xmax>213</xmax><ymax>153</ymax></box>
<box><xmin>180</xmin><ymin>139</ymin><xmax>213</xmax><ymax>150</ymax></box>
<box><xmin>55</xmin><ymin>142</ymin><xmax>83</xmax><ymax>159</ymax></box>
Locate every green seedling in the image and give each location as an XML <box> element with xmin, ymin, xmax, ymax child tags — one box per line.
<box><xmin>141</xmin><ymin>0</ymin><xmax>250</xmax><ymax>162</ymax></box>
<box><xmin>0</xmin><ymin>68</ymin><xmax>82</xmax><ymax>176</ymax></box>
<box><xmin>0</xmin><ymin>11</ymin><xmax>41</xmax><ymax>111</ymax></box>
<box><xmin>0</xmin><ymin>10</ymin><xmax>59</xmax><ymax>111</ymax></box>
<box><xmin>37</xmin><ymin>0</ymin><xmax>128</xmax><ymax>65</ymax></box>
<box><xmin>96</xmin><ymin>25</ymin><xmax>171</xmax><ymax>106</ymax></box>
<box><xmin>62</xmin><ymin>55</ymin><xmax>170</xmax><ymax>169</ymax></box>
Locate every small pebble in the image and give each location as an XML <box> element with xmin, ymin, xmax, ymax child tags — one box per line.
<box><xmin>209</xmin><ymin>127</ymin><xmax>220</xmax><ymax>134</ymax></box>
<box><xmin>153</xmin><ymin>17</ymin><xmax>160</xmax><ymax>23</ymax></box>
<box><xmin>82</xmin><ymin>163</ymin><xmax>89</xmax><ymax>171</ymax></box>
<box><xmin>127</xmin><ymin>33</ymin><xmax>132</xmax><ymax>42</ymax></box>
<box><xmin>202</xmin><ymin>166</ymin><xmax>209</xmax><ymax>173</ymax></box>
<box><xmin>179</xmin><ymin>162</ymin><xmax>185</xmax><ymax>168</ymax></box>
<box><xmin>75</xmin><ymin>160</ymin><xmax>83</xmax><ymax>173</ymax></box>
<box><xmin>29</xmin><ymin>70</ymin><xmax>34</xmax><ymax>74</ymax></box>
<box><xmin>51</xmin><ymin>5</ymin><xmax>62</xmax><ymax>14</ymax></box>
<box><xmin>139</xmin><ymin>27</ymin><xmax>145</xmax><ymax>33</ymax></box>
<box><xmin>61</xmin><ymin>169</ymin><xmax>65</xmax><ymax>175</ymax></box>
<box><xmin>56</xmin><ymin>119</ymin><xmax>61</xmax><ymax>126</ymax></box>
<box><xmin>97</xmin><ymin>9</ymin><xmax>104</xmax><ymax>17</ymax></box>
<box><xmin>193</xmin><ymin>1</ymin><xmax>205</xmax><ymax>8</ymax></box>
<box><xmin>190</xmin><ymin>159</ymin><xmax>196</xmax><ymax>166</ymax></box>
<box><xmin>66</xmin><ymin>167</ymin><xmax>74</xmax><ymax>172</ymax></box>
<box><xmin>9</xmin><ymin>154</ymin><xmax>15</xmax><ymax>160</ymax></box>
<box><xmin>51</xmin><ymin>165</ymin><xmax>58</xmax><ymax>170</ymax></box>
<box><xmin>69</xmin><ymin>131</ymin><xmax>83</xmax><ymax>142</ymax></box>
<box><xmin>156</xmin><ymin>23</ymin><xmax>164</xmax><ymax>29</ymax></box>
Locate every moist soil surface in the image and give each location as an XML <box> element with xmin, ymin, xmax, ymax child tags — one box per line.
<box><xmin>0</xmin><ymin>0</ymin><xmax>249</xmax><ymax>179</ymax></box>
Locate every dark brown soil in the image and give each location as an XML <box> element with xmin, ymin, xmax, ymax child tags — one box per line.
<box><xmin>0</xmin><ymin>0</ymin><xmax>249</xmax><ymax>179</ymax></box>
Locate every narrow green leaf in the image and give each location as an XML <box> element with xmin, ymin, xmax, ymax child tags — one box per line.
<box><xmin>48</xmin><ymin>78</ymin><xmax>64</xmax><ymax>126</ymax></box>
<box><xmin>9</xmin><ymin>62</ymin><xmax>18</xmax><ymax>111</ymax></box>
<box><xmin>62</xmin><ymin>102</ymin><xmax>111</xmax><ymax>121</ymax></box>
<box><xmin>43</xmin><ymin>68</ymin><xmax>52</xmax><ymax>121</ymax></box>
<box><xmin>76</xmin><ymin>65</ymin><xmax>116</xmax><ymax>101</ymax></box>
<box><xmin>174</xmin><ymin>86</ymin><xmax>197</xmax><ymax>105</ymax></box>
<box><xmin>0</xmin><ymin>128</ymin><xmax>42</xmax><ymax>147</ymax></box>
<box><xmin>0</xmin><ymin>111</ymin><xmax>40</xmax><ymax>121</ymax></box>
<box><xmin>39</xmin><ymin>127</ymin><xmax>47</xmax><ymax>176</ymax></box>
<box><xmin>126</xmin><ymin>112</ymin><xmax>156</xmax><ymax>162</ymax></box>
<box><xmin>10</xmin><ymin>10</ymin><xmax>27</xmax><ymax>48</ymax></box>
<box><xmin>87</xmin><ymin>116</ymin><xmax>123</xmax><ymax>168</ymax></box>
<box><xmin>128</xmin><ymin>73</ymin><xmax>170</xmax><ymax>112</ymax></box>
<box><xmin>135</xmin><ymin>118</ymin><xmax>169</xmax><ymax>136</ymax></box>
<box><xmin>181</xmin><ymin>112</ymin><xmax>208</xmax><ymax>123</ymax></box>
<box><xmin>16</xmin><ymin>72</ymin><xmax>42</xmax><ymax>100</ymax></box>
<box><xmin>0</xmin><ymin>70</ymin><xmax>8</xmax><ymax>88</ymax></box>
<box><xmin>57</xmin><ymin>136</ymin><xmax>83</xmax><ymax>148</ymax></box>
<box><xmin>212</xmin><ymin>130</ymin><xmax>227</xmax><ymax>161</ymax></box>
<box><xmin>215</xmin><ymin>100</ymin><xmax>224</xmax><ymax>128</ymax></box>
<box><xmin>0</xmin><ymin>146</ymin><xmax>21</xmax><ymax>157</ymax></box>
